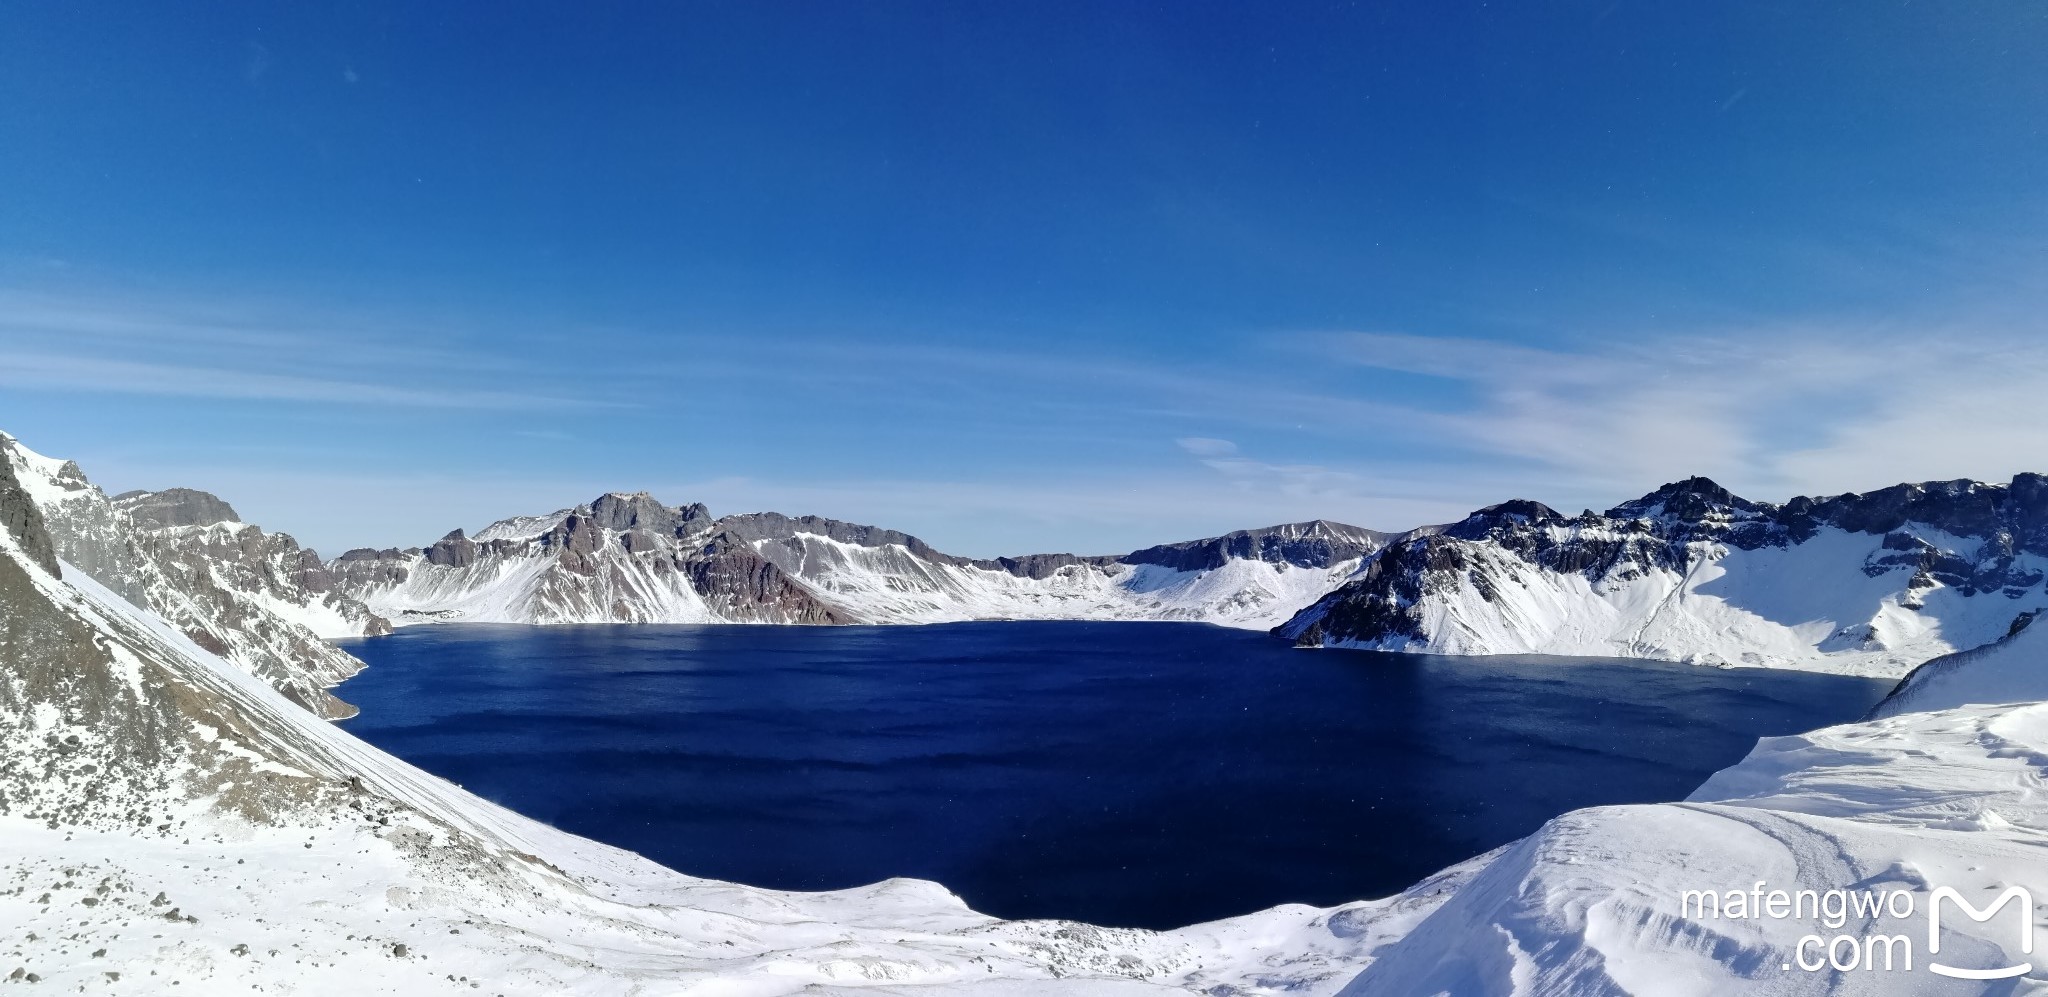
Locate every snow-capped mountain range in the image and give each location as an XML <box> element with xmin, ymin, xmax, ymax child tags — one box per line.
<box><xmin>334</xmin><ymin>472</ymin><xmax>2048</xmax><ymax>683</ymax></box>
<box><xmin>1278</xmin><ymin>475</ymin><xmax>2048</xmax><ymax>677</ymax></box>
<box><xmin>326</xmin><ymin>491</ymin><xmax>1390</xmax><ymax>630</ymax></box>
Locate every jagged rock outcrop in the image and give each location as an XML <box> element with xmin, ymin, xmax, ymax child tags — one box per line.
<box><xmin>1279</xmin><ymin>475</ymin><xmax>2048</xmax><ymax>676</ymax></box>
<box><xmin>330</xmin><ymin>494</ymin><xmax>1388</xmax><ymax>629</ymax></box>
<box><xmin>0</xmin><ymin>448</ymin><xmax>59</xmax><ymax>577</ymax></box>
<box><xmin>0</xmin><ymin>433</ymin><xmax>388</xmax><ymax>719</ymax></box>
<box><xmin>688</xmin><ymin>533</ymin><xmax>852</xmax><ymax>624</ymax></box>
<box><xmin>1</xmin><ymin>436</ymin><xmax>150</xmax><ymax>603</ymax></box>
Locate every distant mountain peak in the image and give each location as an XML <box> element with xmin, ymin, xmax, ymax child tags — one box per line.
<box><xmin>1607</xmin><ymin>476</ymin><xmax>1756</xmax><ymax>521</ymax></box>
<box><xmin>1471</xmin><ymin>499</ymin><xmax>1562</xmax><ymax>523</ymax></box>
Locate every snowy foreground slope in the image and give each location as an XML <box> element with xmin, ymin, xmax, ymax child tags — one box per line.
<box><xmin>1867</xmin><ymin>611</ymin><xmax>2048</xmax><ymax>719</ymax></box>
<box><xmin>1280</xmin><ymin>477</ymin><xmax>2048</xmax><ymax>677</ymax></box>
<box><xmin>0</xmin><ymin>437</ymin><xmax>1462</xmax><ymax>994</ymax></box>
<box><xmin>0</xmin><ymin>433</ymin><xmax>387</xmax><ymax>718</ymax></box>
<box><xmin>1346</xmin><ymin>692</ymin><xmax>2048</xmax><ymax>993</ymax></box>
<box><xmin>327</xmin><ymin>492</ymin><xmax>1386</xmax><ymax>630</ymax></box>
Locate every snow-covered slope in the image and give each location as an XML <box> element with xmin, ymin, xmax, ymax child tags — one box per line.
<box><xmin>1280</xmin><ymin>477</ymin><xmax>2048</xmax><ymax>678</ymax></box>
<box><xmin>0</xmin><ymin>432</ymin><xmax>389</xmax><ymax>719</ymax></box>
<box><xmin>1343</xmin><ymin>693</ymin><xmax>2048</xmax><ymax>994</ymax></box>
<box><xmin>330</xmin><ymin>493</ymin><xmax>1387</xmax><ymax>630</ymax></box>
<box><xmin>1324</xmin><ymin>498</ymin><xmax>2048</xmax><ymax>994</ymax></box>
<box><xmin>0</xmin><ymin>432</ymin><xmax>1453</xmax><ymax>995</ymax></box>
<box><xmin>1865</xmin><ymin>611</ymin><xmax>2048</xmax><ymax>719</ymax></box>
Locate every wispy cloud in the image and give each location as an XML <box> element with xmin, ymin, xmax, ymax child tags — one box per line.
<box><xmin>17</xmin><ymin>283</ymin><xmax>2048</xmax><ymax>555</ymax></box>
<box><xmin>1175</xmin><ymin>437</ymin><xmax>1238</xmax><ymax>457</ymax></box>
<box><xmin>0</xmin><ymin>352</ymin><xmax>596</xmax><ymax>410</ymax></box>
<box><xmin>1315</xmin><ymin>325</ymin><xmax>2048</xmax><ymax>501</ymax></box>
<box><xmin>0</xmin><ymin>289</ymin><xmax>612</xmax><ymax>411</ymax></box>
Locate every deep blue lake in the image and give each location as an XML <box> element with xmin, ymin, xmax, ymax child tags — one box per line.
<box><xmin>335</xmin><ymin>622</ymin><xmax>1892</xmax><ymax>929</ymax></box>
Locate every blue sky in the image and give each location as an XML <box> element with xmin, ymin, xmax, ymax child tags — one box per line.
<box><xmin>3</xmin><ymin>2</ymin><xmax>2047</xmax><ymax>557</ymax></box>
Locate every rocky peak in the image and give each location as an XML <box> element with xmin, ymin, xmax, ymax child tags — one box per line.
<box><xmin>1440</xmin><ymin>500</ymin><xmax>1561</xmax><ymax>541</ymax></box>
<box><xmin>114</xmin><ymin>488</ymin><xmax>242</xmax><ymax>529</ymax></box>
<box><xmin>586</xmin><ymin>491</ymin><xmax>682</xmax><ymax>534</ymax></box>
<box><xmin>1606</xmin><ymin>476</ymin><xmax>1757</xmax><ymax>522</ymax></box>
<box><xmin>425</xmin><ymin>528</ymin><xmax>479</xmax><ymax>568</ymax></box>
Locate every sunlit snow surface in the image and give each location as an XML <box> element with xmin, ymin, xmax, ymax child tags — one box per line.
<box><xmin>1346</xmin><ymin>699</ymin><xmax>2048</xmax><ymax>995</ymax></box>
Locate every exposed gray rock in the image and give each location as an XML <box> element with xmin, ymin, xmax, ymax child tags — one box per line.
<box><xmin>0</xmin><ymin>450</ymin><xmax>58</xmax><ymax>578</ymax></box>
<box><xmin>0</xmin><ymin>434</ymin><xmax>146</xmax><ymax>602</ymax></box>
<box><xmin>112</xmin><ymin>488</ymin><xmax>241</xmax><ymax>529</ymax></box>
<box><xmin>686</xmin><ymin>534</ymin><xmax>851</xmax><ymax>624</ymax></box>
<box><xmin>425</xmin><ymin>530</ymin><xmax>478</xmax><ymax>568</ymax></box>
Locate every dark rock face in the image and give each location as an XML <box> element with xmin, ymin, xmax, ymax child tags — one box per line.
<box><xmin>0</xmin><ymin>439</ymin><xmax>146</xmax><ymax>603</ymax></box>
<box><xmin>719</xmin><ymin>512</ymin><xmax>961</xmax><ymax>565</ymax></box>
<box><xmin>425</xmin><ymin>530</ymin><xmax>478</xmax><ymax>568</ymax></box>
<box><xmin>540</xmin><ymin>514</ymin><xmax>607</xmax><ymax>575</ymax></box>
<box><xmin>1605</xmin><ymin>477</ymin><xmax>1756</xmax><ymax>522</ymax></box>
<box><xmin>0</xmin><ymin>455</ymin><xmax>59</xmax><ymax>577</ymax></box>
<box><xmin>1280</xmin><ymin>473</ymin><xmax>2048</xmax><ymax>651</ymax></box>
<box><xmin>987</xmin><ymin>552</ymin><xmax>1111</xmax><ymax>580</ymax></box>
<box><xmin>587</xmin><ymin>492</ymin><xmax>701</xmax><ymax>535</ymax></box>
<box><xmin>113</xmin><ymin>488</ymin><xmax>241</xmax><ymax>529</ymax></box>
<box><xmin>1122</xmin><ymin>520</ymin><xmax>1389</xmax><ymax>573</ymax></box>
<box><xmin>330</xmin><ymin>548</ymin><xmax>416</xmax><ymax>592</ymax></box>
<box><xmin>686</xmin><ymin>535</ymin><xmax>850</xmax><ymax>624</ymax></box>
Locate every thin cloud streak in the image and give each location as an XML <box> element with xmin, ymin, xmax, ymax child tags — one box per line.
<box><xmin>0</xmin><ymin>289</ymin><xmax>616</xmax><ymax>410</ymax></box>
<box><xmin>1313</xmin><ymin>325</ymin><xmax>2048</xmax><ymax>502</ymax></box>
<box><xmin>0</xmin><ymin>352</ymin><xmax>607</xmax><ymax>410</ymax></box>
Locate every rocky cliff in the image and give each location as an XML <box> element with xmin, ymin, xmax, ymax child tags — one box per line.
<box><xmin>1278</xmin><ymin>475</ymin><xmax>2048</xmax><ymax>676</ymax></box>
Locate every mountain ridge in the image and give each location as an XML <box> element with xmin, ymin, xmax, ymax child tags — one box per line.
<box><xmin>1279</xmin><ymin>473</ymin><xmax>2048</xmax><ymax>677</ymax></box>
<box><xmin>325</xmin><ymin>493</ymin><xmax>1391</xmax><ymax>629</ymax></box>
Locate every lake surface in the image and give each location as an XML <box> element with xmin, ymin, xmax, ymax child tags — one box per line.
<box><xmin>336</xmin><ymin>622</ymin><xmax>1893</xmax><ymax>929</ymax></box>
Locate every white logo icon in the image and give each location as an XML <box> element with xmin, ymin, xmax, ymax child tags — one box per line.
<box><xmin>1928</xmin><ymin>886</ymin><xmax>2034</xmax><ymax>980</ymax></box>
